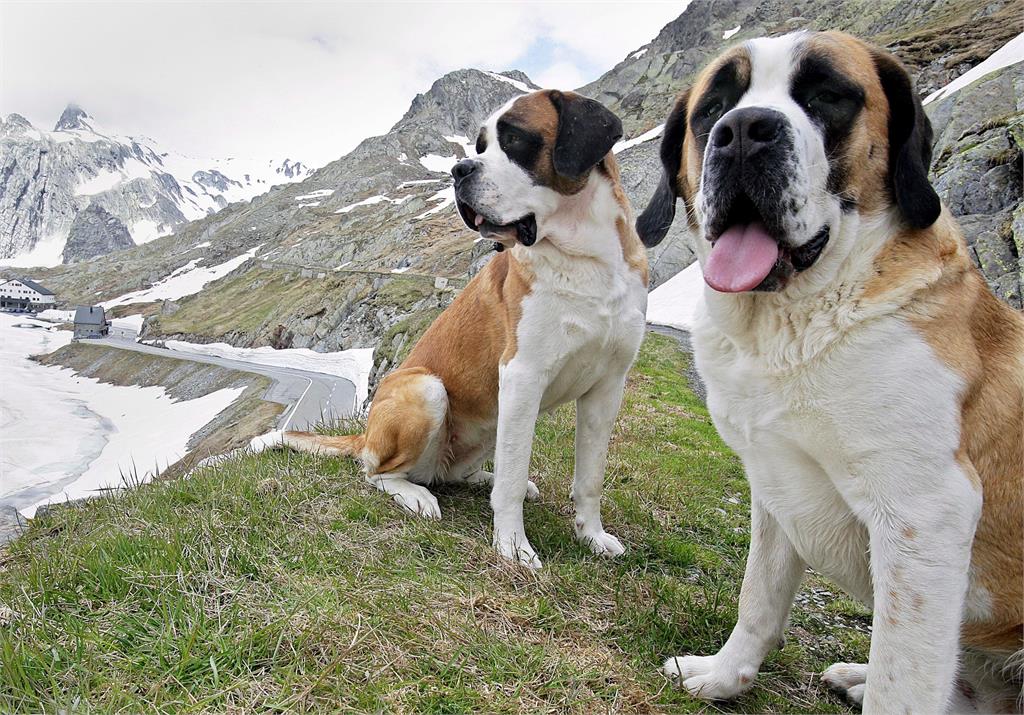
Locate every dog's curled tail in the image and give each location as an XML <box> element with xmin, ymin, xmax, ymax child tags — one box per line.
<box><xmin>249</xmin><ymin>430</ymin><xmax>365</xmax><ymax>458</ymax></box>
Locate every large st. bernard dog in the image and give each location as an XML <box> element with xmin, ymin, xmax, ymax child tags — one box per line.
<box><xmin>257</xmin><ymin>90</ymin><xmax>648</xmax><ymax>569</ymax></box>
<box><xmin>637</xmin><ymin>31</ymin><xmax>1023</xmax><ymax>713</ymax></box>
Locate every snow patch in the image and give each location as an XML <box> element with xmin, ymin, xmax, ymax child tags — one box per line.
<box><xmin>413</xmin><ymin>187</ymin><xmax>455</xmax><ymax>219</ymax></box>
<box><xmin>630</xmin><ymin>48</ymin><xmax>648</xmax><ymax>60</ymax></box>
<box><xmin>614</xmin><ymin>123</ymin><xmax>665</xmax><ymax>154</ymax></box>
<box><xmin>482</xmin><ymin>70</ymin><xmax>531</xmax><ymax>93</ymax></box>
<box><xmin>0</xmin><ymin>314</ymin><xmax>244</xmax><ymax>519</ymax></box>
<box><xmin>723</xmin><ymin>25</ymin><xmax>741</xmax><ymax>40</ymax></box>
<box><xmin>924</xmin><ymin>33</ymin><xmax>1024</xmax><ymax>105</ymax></box>
<box><xmin>419</xmin><ymin>153</ymin><xmax>458</xmax><ymax>174</ymax></box>
<box><xmin>398</xmin><ymin>178</ymin><xmax>445</xmax><ymax>187</ymax></box>
<box><xmin>646</xmin><ymin>261</ymin><xmax>705</xmax><ymax>331</ymax></box>
<box><xmin>294</xmin><ymin>189</ymin><xmax>334</xmax><ymax>201</ymax></box>
<box><xmin>74</xmin><ymin>158</ymin><xmax>154</xmax><ymax>196</ymax></box>
<box><xmin>102</xmin><ymin>245</ymin><xmax>261</xmax><ymax>307</ymax></box>
<box><xmin>335</xmin><ymin>194</ymin><xmax>411</xmax><ymax>214</ymax></box>
<box><xmin>110</xmin><ymin>314</ymin><xmax>144</xmax><ymax>333</ymax></box>
<box><xmin>36</xmin><ymin>309</ymin><xmax>75</xmax><ymax>323</ymax></box>
<box><xmin>130</xmin><ymin>219</ymin><xmax>165</xmax><ymax>245</ymax></box>
<box><xmin>0</xmin><ymin>232</ymin><xmax>66</xmax><ymax>267</ymax></box>
<box><xmin>444</xmin><ymin>134</ymin><xmax>476</xmax><ymax>158</ymax></box>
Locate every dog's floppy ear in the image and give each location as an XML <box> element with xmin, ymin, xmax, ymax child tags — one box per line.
<box><xmin>637</xmin><ymin>88</ymin><xmax>690</xmax><ymax>247</ymax></box>
<box><xmin>871</xmin><ymin>49</ymin><xmax>941</xmax><ymax>230</ymax></box>
<box><xmin>550</xmin><ymin>90</ymin><xmax>623</xmax><ymax>181</ymax></box>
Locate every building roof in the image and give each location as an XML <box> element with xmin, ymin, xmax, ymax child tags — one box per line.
<box><xmin>74</xmin><ymin>305</ymin><xmax>107</xmax><ymax>325</ymax></box>
<box><xmin>17</xmin><ymin>278</ymin><xmax>55</xmax><ymax>295</ymax></box>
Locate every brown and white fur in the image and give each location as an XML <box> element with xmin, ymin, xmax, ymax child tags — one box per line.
<box><xmin>256</xmin><ymin>90</ymin><xmax>649</xmax><ymax>569</ymax></box>
<box><xmin>637</xmin><ymin>31</ymin><xmax>1023</xmax><ymax>713</ymax></box>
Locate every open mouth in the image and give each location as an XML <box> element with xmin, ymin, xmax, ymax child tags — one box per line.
<box><xmin>704</xmin><ymin>192</ymin><xmax>829</xmax><ymax>293</ymax></box>
<box><xmin>456</xmin><ymin>198</ymin><xmax>537</xmax><ymax>247</ymax></box>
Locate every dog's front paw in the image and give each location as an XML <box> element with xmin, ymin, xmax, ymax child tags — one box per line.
<box><xmin>493</xmin><ymin>530</ymin><xmax>542</xmax><ymax>569</ymax></box>
<box><xmin>575</xmin><ymin>526</ymin><xmax>625</xmax><ymax>557</ymax></box>
<box><xmin>663</xmin><ymin>654</ymin><xmax>756</xmax><ymax>701</ymax></box>
<box><xmin>821</xmin><ymin>662</ymin><xmax>867</xmax><ymax>705</ymax></box>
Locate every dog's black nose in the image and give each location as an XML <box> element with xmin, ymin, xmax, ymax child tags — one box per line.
<box><xmin>451</xmin><ymin>159</ymin><xmax>480</xmax><ymax>183</ymax></box>
<box><xmin>711</xmin><ymin>107</ymin><xmax>786</xmax><ymax>159</ymax></box>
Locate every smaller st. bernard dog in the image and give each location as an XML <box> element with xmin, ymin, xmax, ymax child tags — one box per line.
<box><xmin>256</xmin><ymin>90</ymin><xmax>649</xmax><ymax>569</ymax></box>
<box><xmin>637</xmin><ymin>31</ymin><xmax>1023</xmax><ymax>713</ymax></box>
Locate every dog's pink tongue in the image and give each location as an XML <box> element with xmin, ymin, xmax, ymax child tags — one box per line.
<box><xmin>703</xmin><ymin>222</ymin><xmax>779</xmax><ymax>293</ymax></box>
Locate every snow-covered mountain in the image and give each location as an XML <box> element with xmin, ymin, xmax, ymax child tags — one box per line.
<box><xmin>0</xmin><ymin>104</ymin><xmax>313</xmax><ymax>265</ymax></box>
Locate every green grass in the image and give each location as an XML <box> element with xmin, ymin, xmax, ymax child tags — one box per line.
<box><xmin>0</xmin><ymin>334</ymin><xmax>867</xmax><ymax>713</ymax></box>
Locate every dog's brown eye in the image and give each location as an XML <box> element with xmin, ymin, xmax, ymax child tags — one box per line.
<box><xmin>811</xmin><ymin>90</ymin><xmax>842</xmax><ymax>105</ymax></box>
<box><xmin>705</xmin><ymin>101</ymin><xmax>724</xmax><ymax>118</ymax></box>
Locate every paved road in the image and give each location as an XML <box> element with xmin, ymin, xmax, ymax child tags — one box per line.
<box><xmin>93</xmin><ymin>337</ymin><xmax>357</xmax><ymax>431</ymax></box>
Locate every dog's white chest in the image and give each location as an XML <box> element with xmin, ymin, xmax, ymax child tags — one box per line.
<box><xmin>517</xmin><ymin>262</ymin><xmax>647</xmax><ymax>411</ymax></box>
<box><xmin>695</xmin><ymin>335</ymin><xmax>875</xmax><ymax>600</ymax></box>
<box><xmin>693</xmin><ymin>314</ymin><xmax>969</xmax><ymax>606</ymax></box>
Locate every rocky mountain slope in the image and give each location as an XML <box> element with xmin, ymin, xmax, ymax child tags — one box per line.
<box><xmin>63</xmin><ymin>205</ymin><xmax>134</xmax><ymax>262</ymax></box>
<box><xmin>0</xmin><ymin>105</ymin><xmax>312</xmax><ymax>264</ymax></box>
<box><xmin>15</xmin><ymin>0</ymin><xmax>1022</xmax><ymax>397</ymax></box>
<box><xmin>22</xmin><ymin>70</ymin><xmax>538</xmax><ymax>351</ymax></box>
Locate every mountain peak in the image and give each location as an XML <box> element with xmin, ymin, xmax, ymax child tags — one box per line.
<box><xmin>392</xmin><ymin>68</ymin><xmax>538</xmax><ymax>140</ymax></box>
<box><xmin>54</xmin><ymin>104</ymin><xmax>95</xmax><ymax>132</ymax></box>
<box><xmin>2</xmin><ymin>113</ymin><xmax>36</xmax><ymax>136</ymax></box>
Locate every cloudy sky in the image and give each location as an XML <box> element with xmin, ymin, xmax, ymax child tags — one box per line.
<box><xmin>2</xmin><ymin>2</ymin><xmax>685</xmax><ymax>167</ymax></box>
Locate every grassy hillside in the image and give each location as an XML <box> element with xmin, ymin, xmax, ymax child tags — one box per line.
<box><xmin>0</xmin><ymin>334</ymin><xmax>869</xmax><ymax>713</ymax></box>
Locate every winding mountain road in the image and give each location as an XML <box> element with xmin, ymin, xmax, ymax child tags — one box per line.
<box><xmin>93</xmin><ymin>336</ymin><xmax>357</xmax><ymax>431</ymax></box>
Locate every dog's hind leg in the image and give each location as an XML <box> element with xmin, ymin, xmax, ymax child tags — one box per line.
<box><xmin>436</xmin><ymin>436</ymin><xmax>541</xmax><ymax>501</ymax></box>
<box><xmin>361</xmin><ymin>370</ymin><xmax>449</xmax><ymax>519</ymax></box>
<box><xmin>461</xmin><ymin>469</ymin><xmax>540</xmax><ymax>501</ymax></box>
<box><xmin>821</xmin><ymin>662</ymin><xmax>868</xmax><ymax>705</ymax></box>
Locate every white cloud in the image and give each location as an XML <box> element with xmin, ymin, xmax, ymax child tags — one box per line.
<box><xmin>534</xmin><ymin>61</ymin><xmax>588</xmax><ymax>91</ymax></box>
<box><xmin>0</xmin><ymin>2</ymin><xmax>684</xmax><ymax>168</ymax></box>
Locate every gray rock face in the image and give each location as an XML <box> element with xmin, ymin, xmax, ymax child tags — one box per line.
<box><xmin>0</xmin><ymin>105</ymin><xmax>313</xmax><ymax>262</ymax></box>
<box><xmin>276</xmin><ymin>159</ymin><xmax>309</xmax><ymax>179</ymax></box>
<box><xmin>927</xmin><ymin>63</ymin><xmax>1024</xmax><ymax>308</ymax></box>
<box><xmin>62</xmin><ymin>204</ymin><xmax>135</xmax><ymax>263</ymax></box>
<box><xmin>616</xmin><ymin>140</ymin><xmax>696</xmax><ymax>287</ymax></box>
<box><xmin>582</xmin><ymin>0</ymin><xmax>1019</xmax><ymax>138</ymax></box>
<box><xmin>192</xmin><ymin>169</ymin><xmax>242</xmax><ymax>195</ymax></box>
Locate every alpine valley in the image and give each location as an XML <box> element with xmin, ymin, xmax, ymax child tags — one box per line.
<box><xmin>2</xmin><ymin>0</ymin><xmax>1021</xmax><ymax>402</ymax></box>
